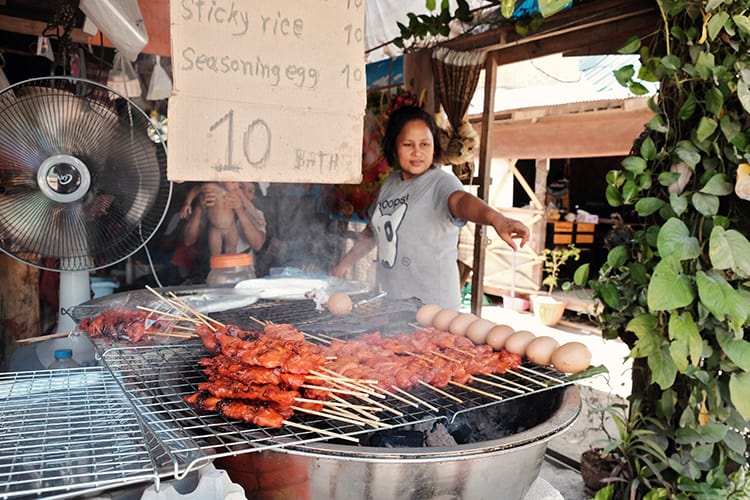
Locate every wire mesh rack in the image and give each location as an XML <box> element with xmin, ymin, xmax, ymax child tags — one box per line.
<box><xmin>0</xmin><ymin>368</ymin><xmax>160</xmax><ymax>499</ymax></box>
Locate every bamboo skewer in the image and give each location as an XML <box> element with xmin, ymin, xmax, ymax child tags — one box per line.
<box><xmin>430</xmin><ymin>350</ymin><xmax>462</xmax><ymax>363</ymax></box>
<box><xmin>315</xmin><ymin>332</ymin><xmax>345</xmax><ymax>343</ymax></box>
<box><xmin>300</xmin><ymin>331</ymin><xmax>331</xmax><ymax>345</ymax></box>
<box><xmin>291</xmin><ymin>405</ymin><xmax>371</xmax><ymax>427</ymax></box>
<box><xmin>370</xmin><ymin>385</ymin><xmax>420</xmax><ymax>409</ymax></box>
<box><xmin>443</xmin><ymin>345</ymin><xmax>476</xmax><ymax>357</ymax></box>
<box><xmin>170</xmin><ymin>324</ymin><xmax>201</xmax><ymax>332</ymax></box>
<box><xmin>476</xmin><ymin>375</ymin><xmax>527</xmax><ymax>394</ymax></box>
<box><xmin>356</xmin><ymin>395</ymin><xmax>404</xmax><ymax>417</ymax></box>
<box><xmin>319</xmin><ymin>367</ymin><xmax>380</xmax><ymax>385</ymax></box>
<box><xmin>144</xmin><ymin>330</ymin><xmax>196</xmax><ymax>339</ymax></box>
<box><xmin>167</xmin><ymin>290</ymin><xmax>225</xmax><ymax>328</ymax></box>
<box><xmin>328</xmin><ymin>394</ymin><xmax>386</xmax><ymax>424</ymax></box>
<box><xmin>418</xmin><ymin>380</ymin><xmax>462</xmax><ymax>404</ymax></box>
<box><xmin>298</xmin><ymin>384</ymin><xmax>369</xmax><ymax>398</ymax></box>
<box><xmin>486</xmin><ymin>372</ymin><xmax>531</xmax><ymax>391</ymax></box>
<box><xmin>319</xmin><ymin>406</ymin><xmax>384</xmax><ymax>429</ymax></box>
<box><xmin>282</xmin><ymin>420</ymin><xmax>359</xmax><ymax>443</ymax></box>
<box><xmin>143</xmin><ymin>286</ymin><xmax>210</xmax><ymax>327</ymax></box>
<box><xmin>507</xmin><ymin>369</ymin><xmax>549</xmax><ymax>388</ymax></box>
<box><xmin>295</xmin><ymin>398</ymin><xmax>381</xmax><ymax>413</ymax></box>
<box><xmin>248</xmin><ymin>316</ymin><xmax>265</xmax><ymax>326</ymax></box>
<box><xmin>448</xmin><ymin>381</ymin><xmax>503</xmax><ymax>401</ymax></box>
<box><xmin>404</xmin><ymin>351</ymin><xmax>434</xmax><ymax>363</ymax></box>
<box><xmin>316</xmin><ymin>399</ymin><xmax>386</xmax><ymax>428</ymax></box>
<box><xmin>390</xmin><ymin>386</ymin><xmax>439</xmax><ymax>412</ymax></box>
<box><xmin>137</xmin><ymin>306</ymin><xmax>200</xmax><ymax>324</ymax></box>
<box><xmin>16</xmin><ymin>331</ymin><xmax>74</xmax><ymax>344</ymax></box>
<box><xmin>311</xmin><ymin>370</ymin><xmax>385</xmax><ymax>399</ymax></box>
<box><xmin>518</xmin><ymin>365</ymin><xmax>563</xmax><ymax>384</ymax></box>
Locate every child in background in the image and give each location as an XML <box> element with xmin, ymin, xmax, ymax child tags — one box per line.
<box><xmin>181</xmin><ymin>182</ymin><xmax>249</xmax><ymax>256</ymax></box>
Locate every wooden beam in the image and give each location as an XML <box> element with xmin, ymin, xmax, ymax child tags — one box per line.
<box><xmin>494</xmin><ymin>10</ymin><xmax>660</xmax><ymax>65</ymax></box>
<box><xmin>443</xmin><ymin>0</ymin><xmax>657</xmax><ymax>58</ymax></box>
<box><xmin>0</xmin><ymin>14</ymin><xmax>90</xmax><ymax>44</ymax></box>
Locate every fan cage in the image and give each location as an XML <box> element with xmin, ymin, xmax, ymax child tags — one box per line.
<box><xmin>0</xmin><ymin>77</ymin><xmax>172</xmax><ymax>272</ymax></box>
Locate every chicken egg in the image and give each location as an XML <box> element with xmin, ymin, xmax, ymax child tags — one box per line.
<box><xmin>416</xmin><ymin>303</ymin><xmax>442</xmax><ymax>327</ymax></box>
<box><xmin>525</xmin><ymin>336</ymin><xmax>560</xmax><ymax>366</ymax></box>
<box><xmin>327</xmin><ymin>292</ymin><xmax>353</xmax><ymax>317</ymax></box>
<box><xmin>503</xmin><ymin>330</ymin><xmax>536</xmax><ymax>356</ymax></box>
<box><xmin>448</xmin><ymin>313</ymin><xmax>479</xmax><ymax>337</ymax></box>
<box><xmin>486</xmin><ymin>324</ymin><xmax>515</xmax><ymax>351</ymax></box>
<box><xmin>432</xmin><ymin>309</ymin><xmax>460</xmax><ymax>331</ymax></box>
<box><xmin>550</xmin><ymin>342</ymin><xmax>592</xmax><ymax>374</ymax></box>
<box><xmin>465</xmin><ymin>318</ymin><xmax>495</xmax><ymax>345</ymax></box>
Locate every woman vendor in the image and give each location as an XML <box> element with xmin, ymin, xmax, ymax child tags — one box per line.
<box><xmin>330</xmin><ymin>105</ymin><xmax>529</xmax><ymax>310</ymax></box>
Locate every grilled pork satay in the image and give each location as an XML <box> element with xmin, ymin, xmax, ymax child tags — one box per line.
<box><xmin>200</xmin><ymin>356</ymin><xmax>308</xmax><ymax>388</ymax></box>
<box><xmin>198</xmin><ymin>377</ymin><xmax>300</xmax><ymax>406</ymax></box>
<box><xmin>79</xmin><ymin>309</ymin><xmax>169</xmax><ymax>341</ymax></box>
<box><xmin>184</xmin><ymin>391</ymin><xmax>291</xmax><ymax>428</ymax></box>
<box><xmin>215</xmin><ymin>333</ymin><xmax>328</xmax><ymax>372</ymax></box>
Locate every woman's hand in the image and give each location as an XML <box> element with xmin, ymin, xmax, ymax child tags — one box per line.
<box><xmin>492</xmin><ymin>215</ymin><xmax>530</xmax><ymax>251</ymax></box>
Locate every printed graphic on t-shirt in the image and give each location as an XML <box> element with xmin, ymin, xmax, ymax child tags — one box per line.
<box><xmin>372</xmin><ymin>194</ymin><xmax>408</xmax><ymax>267</ymax></box>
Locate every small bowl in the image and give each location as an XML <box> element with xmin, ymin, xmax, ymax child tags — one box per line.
<box><xmin>503</xmin><ymin>295</ymin><xmax>529</xmax><ymax>312</ymax></box>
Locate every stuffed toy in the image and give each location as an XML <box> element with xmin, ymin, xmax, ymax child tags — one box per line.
<box><xmin>440</xmin><ymin>119</ymin><xmax>480</xmax><ymax>165</ymax></box>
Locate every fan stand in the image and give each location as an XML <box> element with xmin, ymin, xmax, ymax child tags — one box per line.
<box><xmin>58</xmin><ymin>270</ymin><xmax>91</xmax><ymax>332</ymax></box>
<box><xmin>0</xmin><ymin>77</ymin><xmax>172</xmax><ymax>337</ymax></box>
<box><xmin>37</xmin><ymin>154</ymin><xmax>94</xmax><ymax>332</ymax></box>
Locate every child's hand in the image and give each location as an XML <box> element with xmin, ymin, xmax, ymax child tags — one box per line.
<box><xmin>180</xmin><ymin>204</ymin><xmax>192</xmax><ymax>219</ymax></box>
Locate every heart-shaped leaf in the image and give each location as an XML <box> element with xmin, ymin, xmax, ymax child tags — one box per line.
<box><xmin>648</xmin><ymin>256</ymin><xmax>695</xmax><ymax>310</ymax></box>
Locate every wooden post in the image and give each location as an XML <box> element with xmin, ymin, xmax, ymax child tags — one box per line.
<box><xmin>470</xmin><ymin>55</ymin><xmax>498</xmax><ymax>315</ymax></box>
<box><xmin>0</xmin><ymin>255</ymin><xmax>39</xmax><ymax>367</ymax></box>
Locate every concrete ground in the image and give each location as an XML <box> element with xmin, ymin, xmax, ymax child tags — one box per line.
<box><xmin>474</xmin><ymin>304</ymin><xmax>633</xmax><ymax>500</ymax></box>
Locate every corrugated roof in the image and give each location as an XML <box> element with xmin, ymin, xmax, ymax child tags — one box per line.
<box><xmin>469</xmin><ymin>54</ymin><xmax>658</xmax><ymax>115</ymax></box>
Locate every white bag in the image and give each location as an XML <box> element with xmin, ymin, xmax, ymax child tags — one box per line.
<box><xmin>106</xmin><ymin>52</ymin><xmax>142</xmax><ymax>98</ymax></box>
<box><xmin>146</xmin><ymin>56</ymin><xmax>172</xmax><ymax>101</ymax></box>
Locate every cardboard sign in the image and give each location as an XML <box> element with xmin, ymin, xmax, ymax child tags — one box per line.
<box><xmin>168</xmin><ymin>0</ymin><xmax>366</xmax><ymax>183</ymax></box>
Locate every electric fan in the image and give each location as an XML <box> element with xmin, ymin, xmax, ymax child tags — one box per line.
<box><xmin>0</xmin><ymin>76</ymin><xmax>172</xmax><ymax>332</ymax></box>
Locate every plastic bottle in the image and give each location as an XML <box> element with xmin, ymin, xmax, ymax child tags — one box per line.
<box><xmin>48</xmin><ymin>349</ymin><xmax>80</xmax><ymax>369</ymax></box>
<box><xmin>206</xmin><ymin>253</ymin><xmax>255</xmax><ymax>286</ymax></box>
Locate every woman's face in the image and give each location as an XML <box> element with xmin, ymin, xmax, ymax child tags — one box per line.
<box><xmin>396</xmin><ymin>119</ymin><xmax>434</xmax><ymax>180</ymax></box>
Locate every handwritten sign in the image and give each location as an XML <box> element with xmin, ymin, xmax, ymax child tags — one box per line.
<box><xmin>168</xmin><ymin>0</ymin><xmax>366</xmax><ymax>183</ymax></box>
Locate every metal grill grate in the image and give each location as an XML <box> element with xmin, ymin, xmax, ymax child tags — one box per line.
<box><xmin>92</xmin><ymin>339</ymin><xmax>572</xmax><ymax>477</ymax></box>
<box><xmin>0</xmin><ymin>368</ymin><xmax>158</xmax><ymax>499</ymax></box>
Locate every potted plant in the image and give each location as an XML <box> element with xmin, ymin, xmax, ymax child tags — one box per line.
<box><xmin>531</xmin><ymin>243</ymin><xmax>580</xmax><ymax>326</ymax></box>
<box><xmin>580</xmin><ymin>399</ymin><xmax>669</xmax><ymax>497</ymax></box>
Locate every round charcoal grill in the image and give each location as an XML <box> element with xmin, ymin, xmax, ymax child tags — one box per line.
<box><xmin>0</xmin><ymin>288</ymin><xmax>582</xmax><ymax>500</ymax></box>
<box><xmin>216</xmin><ymin>385</ymin><xmax>580</xmax><ymax>500</ymax></box>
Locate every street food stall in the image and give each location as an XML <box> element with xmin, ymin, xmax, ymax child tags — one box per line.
<box><xmin>0</xmin><ymin>1</ymin><xmax>657</xmax><ymax>498</ymax></box>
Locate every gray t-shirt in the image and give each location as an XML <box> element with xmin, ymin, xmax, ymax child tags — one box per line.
<box><xmin>370</xmin><ymin>167</ymin><xmax>466</xmax><ymax>309</ymax></box>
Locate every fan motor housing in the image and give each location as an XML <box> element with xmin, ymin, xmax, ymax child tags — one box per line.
<box><xmin>37</xmin><ymin>154</ymin><xmax>91</xmax><ymax>203</ymax></box>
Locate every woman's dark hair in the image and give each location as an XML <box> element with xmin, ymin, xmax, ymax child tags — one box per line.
<box><xmin>381</xmin><ymin>105</ymin><xmax>442</xmax><ymax>168</ymax></box>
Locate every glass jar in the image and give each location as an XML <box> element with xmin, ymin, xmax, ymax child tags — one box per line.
<box><xmin>206</xmin><ymin>253</ymin><xmax>255</xmax><ymax>286</ymax></box>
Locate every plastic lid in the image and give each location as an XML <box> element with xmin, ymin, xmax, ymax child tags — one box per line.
<box><xmin>210</xmin><ymin>253</ymin><xmax>252</xmax><ymax>269</ymax></box>
<box><xmin>54</xmin><ymin>349</ymin><xmax>74</xmax><ymax>360</ymax></box>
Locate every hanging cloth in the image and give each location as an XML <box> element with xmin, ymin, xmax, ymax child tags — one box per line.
<box><xmin>431</xmin><ymin>47</ymin><xmax>486</xmax><ymax>180</ymax></box>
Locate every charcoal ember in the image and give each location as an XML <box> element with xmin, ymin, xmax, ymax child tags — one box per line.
<box><xmin>368</xmin><ymin>429</ymin><xmax>425</xmax><ymax>448</ymax></box>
